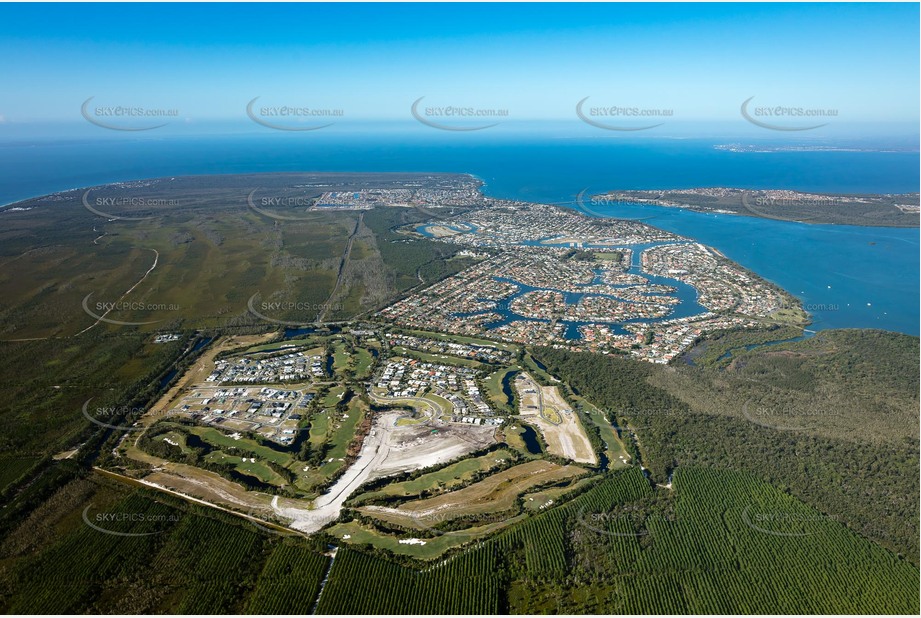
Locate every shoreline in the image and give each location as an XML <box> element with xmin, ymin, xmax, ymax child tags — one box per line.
<box><xmin>4</xmin><ymin>172</ymin><xmax>917</xmax><ymax>336</ymax></box>
<box><xmin>585</xmin><ymin>187</ymin><xmax>919</xmax><ymax>228</ymax></box>
<box><xmin>2</xmin><ymin>171</ymin><xmax>917</xmax><ymax>230</ymax></box>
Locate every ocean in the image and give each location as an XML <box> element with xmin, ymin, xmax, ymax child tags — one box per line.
<box><xmin>1</xmin><ymin>133</ymin><xmax>917</xmax><ymax>335</ymax></box>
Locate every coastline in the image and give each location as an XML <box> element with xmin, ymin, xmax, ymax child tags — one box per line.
<box><xmin>588</xmin><ymin>188</ymin><xmax>919</xmax><ymax>228</ymax></box>
<box><xmin>5</xmin><ymin>172</ymin><xmax>919</xmax><ymax>336</ymax></box>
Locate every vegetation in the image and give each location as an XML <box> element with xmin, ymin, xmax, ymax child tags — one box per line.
<box><xmin>605</xmin><ymin>188</ymin><xmax>920</xmax><ymax>227</ymax></box>
<box><xmin>681</xmin><ymin>324</ymin><xmax>804</xmax><ymax>367</ymax></box>
<box><xmin>315</xmin><ymin>545</ymin><xmax>499</xmax><ymax>614</ymax></box>
<box><xmin>349</xmin><ymin>448</ymin><xmax>518</xmax><ymax>505</ymax></box>
<box><xmin>243</xmin><ymin>542</ymin><xmax>331</xmax><ymax>614</ymax></box>
<box><xmin>362</xmin><ymin>208</ymin><xmax>477</xmax><ymax>296</ymax></box>
<box><xmin>0</xmin><ymin>476</ymin><xmax>331</xmax><ymax>614</ymax></box>
<box><xmin>0</xmin><ymin>174</ymin><xmax>916</xmax><ymax>614</ymax></box>
<box><xmin>532</xmin><ymin>332</ymin><xmax>920</xmax><ymax>563</ymax></box>
<box><xmin>316</xmin><ymin>465</ymin><xmax>920</xmax><ymax>613</ymax></box>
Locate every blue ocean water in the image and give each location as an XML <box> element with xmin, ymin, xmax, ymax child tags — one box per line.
<box><xmin>0</xmin><ymin>134</ymin><xmax>917</xmax><ymax>335</ymax></box>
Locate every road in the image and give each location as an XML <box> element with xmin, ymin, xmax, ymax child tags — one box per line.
<box><xmin>317</xmin><ymin>213</ymin><xmax>363</xmax><ymax>323</ymax></box>
<box><xmin>76</xmin><ymin>248</ymin><xmax>160</xmax><ymax>336</ymax></box>
<box><xmin>273</xmin><ymin>410</ymin><xmax>403</xmax><ymax>533</ymax></box>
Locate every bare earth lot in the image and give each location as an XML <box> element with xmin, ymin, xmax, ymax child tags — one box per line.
<box><xmin>359</xmin><ymin>459</ymin><xmax>587</xmax><ymax>528</ymax></box>
<box><xmin>515</xmin><ymin>372</ymin><xmax>597</xmax><ymax>464</ymax></box>
<box><xmin>273</xmin><ymin>410</ymin><xmax>496</xmax><ymax>533</ymax></box>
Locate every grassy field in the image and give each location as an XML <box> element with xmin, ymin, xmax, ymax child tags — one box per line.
<box><xmin>326</xmin><ymin>516</ymin><xmax>526</xmax><ymax>559</ymax></box>
<box><xmin>152</xmin><ymin>431</ymin><xmax>191</xmax><ymax>455</ymax></box>
<box><xmin>302</xmin><ymin>394</ymin><xmax>367</xmax><ymax>489</ymax></box>
<box><xmin>573</xmin><ymin>395</ymin><xmax>631</xmax><ymax>469</ymax></box>
<box><xmin>390</xmin><ymin>345</ymin><xmax>489</xmax><ymax>370</ymax></box>
<box><xmin>331</xmin><ymin>340</ymin><xmax>351</xmax><ymax>375</ymax></box>
<box><xmin>502</xmin><ymin>423</ymin><xmax>539</xmax><ymax>456</ymax></box>
<box><xmin>421</xmin><ymin>392</ymin><xmax>454</xmax><ymax>417</ymax></box>
<box><xmin>521</xmin><ymin>475</ymin><xmax>598</xmax><ymax>511</ymax></box>
<box><xmin>481</xmin><ymin>366</ymin><xmax>518</xmax><ymax>414</ymax></box>
<box><xmin>395</xmin><ymin>327</ymin><xmax>520</xmax><ymax>352</ymax></box>
<box><xmin>352</xmin><ymin>347</ymin><xmax>375</xmax><ymax>379</ymax></box>
<box><xmin>186</xmin><ymin>426</ymin><xmax>293</xmax><ymax>466</ymax></box>
<box><xmin>350</xmin><ymin>449</ymin><xmax>516</xmax><ymax>504</ymax></box>
<box><xmin>540</xmin><ymin>406</ymin><xmax>562</xmax><ymax>424</ymax></box>
<box><xmin>203</xmin><ymin>452</ymin><xmax>286</xmax><ymax>485</ymax></box>
<box><xmin>358</xmin><ymin>460</ymin><xmax>587</xmax><ymax>528</ymax></box>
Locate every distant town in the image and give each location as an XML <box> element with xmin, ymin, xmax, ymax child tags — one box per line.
<box><xmin>376</xmin><ymin>183</ymin><xmax>803</xmax><ymax>364</ymax></box>
<box><xmin>594</xmin><ymin>187</ymin><xmax>919</xmax><ymax>227</ymax></box>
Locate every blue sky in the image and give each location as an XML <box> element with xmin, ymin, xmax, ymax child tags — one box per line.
<box><xmin>0</xmin><ymin>3</ymin><xmax>917</xmax><ymax>136</ymax></box>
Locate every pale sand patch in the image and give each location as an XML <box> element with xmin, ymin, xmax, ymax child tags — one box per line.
<box><xmin>274</xmin><ymin>411</ymin><xmax>496</xmax><ymax>533</ymax></box>
<box><xmin>515</xmin><ymin>372</ymin><xmax>597</xmax><ymax>465</ymax></box>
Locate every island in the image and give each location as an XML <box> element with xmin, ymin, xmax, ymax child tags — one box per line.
<box><xmin>593</xmin><ymin>187</ymin><xmax>920</xmax><ymax>227</ymax></box>
<box><xmin>1</xmin><ymin>171</ymin><xmax>916</xmax><ymax>615</ymax></box>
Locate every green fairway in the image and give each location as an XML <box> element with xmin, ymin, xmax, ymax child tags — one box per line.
<box><xmin>353</xmin><ymin>347</ymin><xmax>375</xmax><ymax>378</ymax></box>
<box><xmin>308</xmin><ymin>409</ymin><xmax>331</xmax><ymax>446</ymax></box>
<box><xmin>573</xmin><ymin>395</ymin><xmax>631</xmax><ymax>468</ymax></box>
<box><xmin>421</xmin><ymin>392</ymin><xmax>454</xmax><ymax>416</ymax></box>
<box><xmin>482</xmin><ymin>367</ymin><xmax>518</xmax><ymax>414</ymax></box>
<box><xmin>351</xmin><ymin>449</ymin><xmax>516</xmax><ymax>503</ymax></box>
<box><xmin>326</xmin><ymin>517</ymin><xmax>526</xmax><ymax>559</ymax></box>
<box><xmin>391</xmin><ymin>345</ymin><xmax>488</xmax><ymax>369</ymax></box>
<box><xmin>203</xmin><ymin>451</ymin><xmax>287</xmax><ymax>485</ymax></box>
<box><xmin>395</xmin><ymin>327</ymin><xmax>520</xmax><ymax>352</ymax></box>
<box><xmin>302</xmin><ymin>395</ymin><xmax>367</xmax><ymax>489</ymax></box>
<box><xmin>186</xmin><ymin>426</ymin><xmax>293</xmax><ymax>466</ymax></box>
<box><xmin>153</xmin><ymin>431</ymin><xmax>191</xmax><ymax>455</ymax></box>
<box><xmin>331</xmin><ymin>341</ymin><xmax>351</xmax><ymax>375</ymax></box>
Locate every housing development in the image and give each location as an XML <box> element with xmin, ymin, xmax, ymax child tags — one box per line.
<box><xmin>6</xmin><ymin>170</ymin><xmax>916</xmax><ymax>616</ymax></box>
<box><xmin>379</xmin><ymin>184</ymin><xmax>803</xmax><ymax>364</ymax></box>
<box><xmin>100</xmin><ymin>177</ymin><xmax>811</xmax><ymax>549</ymax></box>
<box><xmin>4</xmin><ymin>3</ymin><xmax>918</xmax><ymax>614</ymax></box>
